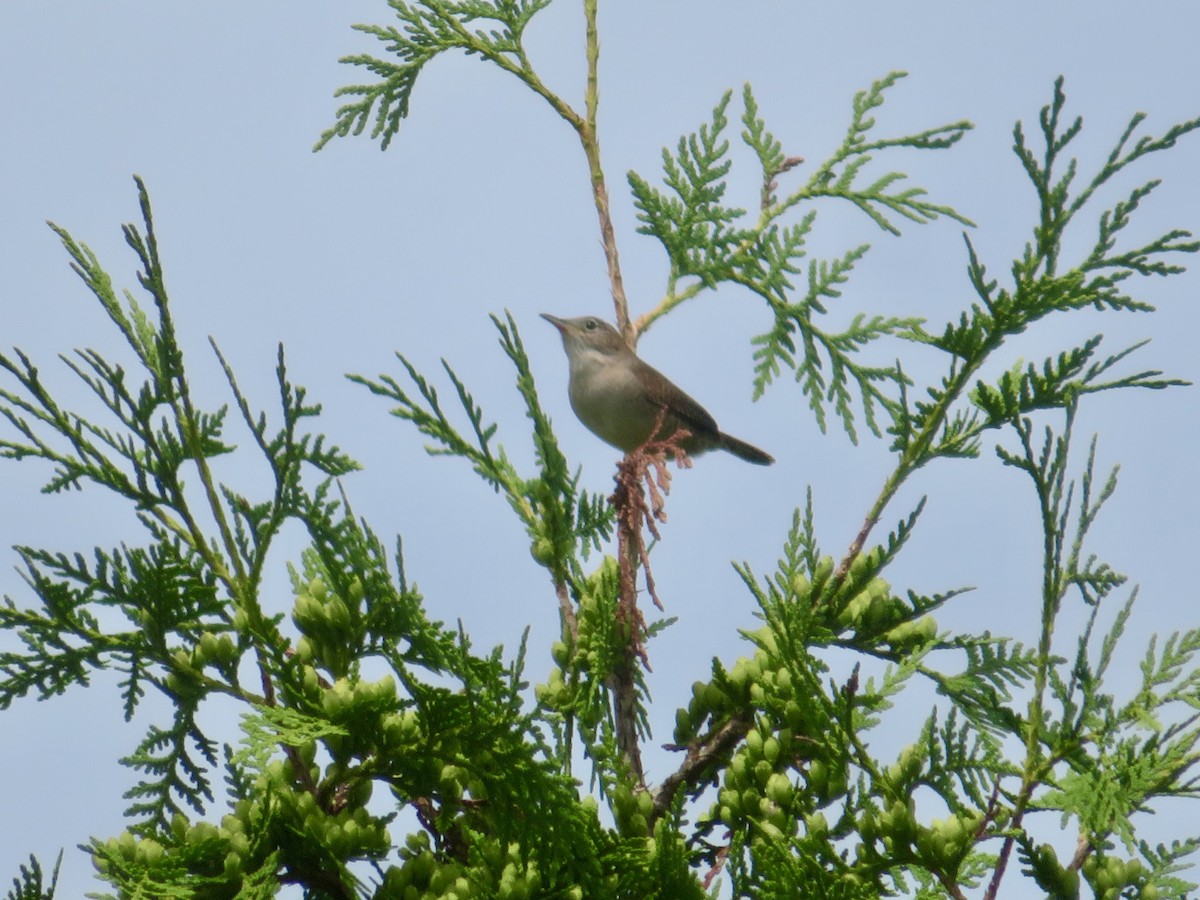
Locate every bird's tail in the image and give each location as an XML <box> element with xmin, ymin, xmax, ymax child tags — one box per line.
<box><xmin>719</xmin><ymin>432</ymin><xmax>774</xmax><ymax>465</ymax></box>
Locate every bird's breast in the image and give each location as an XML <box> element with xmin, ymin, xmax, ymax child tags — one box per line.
<box><xmin>567</xmin><ymin>359</ymin><xmax>655</xmax><ymax>452</ymax></box>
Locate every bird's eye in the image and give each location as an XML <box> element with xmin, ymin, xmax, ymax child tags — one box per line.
<box><xmin>584</xmin><ymin>319</ymin><xmax>597</xmax><ymax>330</ymax></box>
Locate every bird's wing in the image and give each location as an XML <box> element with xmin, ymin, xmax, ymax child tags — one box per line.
<box><xmin>632</xmin><ymin>356</ymin><xmax>721</xmax><ymax>437</ymax></box>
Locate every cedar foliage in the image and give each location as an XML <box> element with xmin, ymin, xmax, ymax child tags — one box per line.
<box><xmin>3</xmin><ymin>3</ymin><xmax>1200</xmax><ymax>898</ymax></box>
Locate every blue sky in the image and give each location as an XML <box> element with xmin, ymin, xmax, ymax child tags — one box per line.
<box><xmin>2</xmin><ymin>3</ymin><xmax>1198</xmax><ymax>895</ymax></box>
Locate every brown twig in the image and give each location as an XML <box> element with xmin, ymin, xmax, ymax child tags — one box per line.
<box><xmin>553</xmin><ymin>575</ymin><xmax>578</xmax><ymax>642</ymax></box>
<box><xmin>579</xmin><ymin>0</ymin><xmax>631</xmax><ymax>341</ymax></box>
<box><xmin>1068</xmin><ymin>833</ymin><xmax>1092</xmax><ymax>871</ymax></box>
<box><xmin>938</xmin><ymin>875</ymin><xmax>970</xmax><ymax>900</ymax></box>
<box><xmin>832</xmin><ymin>512</ymin><xmax>879</xmax><ymax>589</ymax></box>
<box><xmin>983</xmin><ymin>805</ymin><xmax>1028</xmax><ymax>900</ymax></box>
<box><xmin>413</xmin><ymin>796</ymin><xmax>470</xmax><ymax>863</ymax></box>
<box><xmin>611</xmin><ymin>659</ymin><xmax>645</xmax><ymax>785</ymax></box>
<box><xmin>652</xmin><ymin>711</ymin><xmax>754</xmax><ymax>824</ymax></box>
<box><xmin>973</xmin><ymin>778</ymin><xmax>1004</xmax><ymax>843</ymax></box>
<box><xmin>611</xmin><ymin>421</ymin><xmax>692</xmax><ymax>612</ymax></box>
<box><xmin>703</xmin><ymin>842</ymin><xmax>731</xmax><ymax>890</ymax></box>
<box><xmin>608</xmin><ymin>415</ymin><xmax>692</xmax><ymax>784</ymax></box>
<box><xmin>761</xmin><ymin>154</ymin><xmax>805</xmax><ymax>211</ymax></box>
<box><xmin>611</xmin><ymin>416</ymin><xmax>688</xmax><ymax>616</ymax></box>
<box><xmin>612</xmin><ymin>455</ymin><xmax>648</xmax><ymax>783</ymax></box>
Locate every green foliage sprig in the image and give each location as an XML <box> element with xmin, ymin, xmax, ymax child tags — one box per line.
<box><xmin>350</xmin><ymin>312</ymin><xmax>614</xmax><ymax>593</ymax></box>
<box><xmin>628</xmin><ymin>74</ymin><xmax>973</xmax><ymax>442</ymax></box>
<box><xmin>846</xmin><ymin>79</ymin><xmax>1200</xmax><ymax>593</ymax></box>
<box><xmin>3</xmin><ymin>853</ymin><xmax>60</xmax><ymax>900</ymax></box>
<box><xmin>636</xmin><ymin>78</ymin><xmax>1199</xmax><ymax>897</ymax></box>
<box><xmin>0</xmin><ymin>182</ymin><xmax>623</xmax><ymax>898</ymax></box>
<box><xmin>315</xmin><ymin>0</ymin><xmax>555</xmax><ymax>151</ymax></box>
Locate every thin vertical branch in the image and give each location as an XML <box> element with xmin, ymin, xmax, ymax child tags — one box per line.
<box><xmin>612</xmin><ymin>452</ymin><xmax>651</xmax><ymax>786</ymax></box>
<box><xmin>609</xmin><ymin>418</ymin><xmax>690</xmax><ymax>787</ymax></box>
<box><xmin>554</xmin><ymin>576</ymin><xmax>578</xmax><ymax>641</ymax></box>
<box><xmin>581</xmin><ymin>0</ymin><xmax>632</xmax><ymax>344</ymax></box>
<box><xmin>419</xmin><ymin>1</ymin><xmax>631</xmax><ymax>341</ymax></box>
<box><xmin>613</xmin><ymin>514</ymin><xmax>646</xmax><ymax>785</ymax></box>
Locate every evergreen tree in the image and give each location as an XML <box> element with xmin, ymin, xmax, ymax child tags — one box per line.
<box><xmin>3</xmin><ymin>3</ymin><xmax>1199</xmax><ymax>897</ymax></box>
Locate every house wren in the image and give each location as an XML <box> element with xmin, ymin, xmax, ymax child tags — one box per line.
<box><xmin>541</xmin><ymin>314</ymin><xmax>774</xmax><ymax>465</ymax></box>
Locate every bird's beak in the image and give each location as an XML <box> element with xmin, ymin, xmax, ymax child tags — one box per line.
<box><xmin>540</xmin><ymin>313</ymin><xmax>568</xmax><ymax>333</ymax></box>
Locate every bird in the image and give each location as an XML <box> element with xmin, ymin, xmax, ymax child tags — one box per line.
<box><xmin>541</xmin><ymin>314</ymin><xmax>774</xmax><ymax>465</ymax></box>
